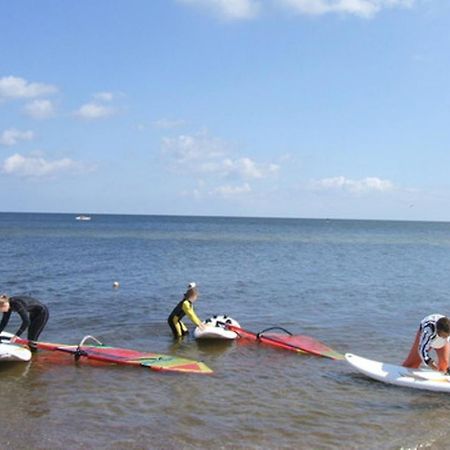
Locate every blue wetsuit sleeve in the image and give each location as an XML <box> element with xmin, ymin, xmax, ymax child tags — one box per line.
<box><xmin>419</xmin><ymin>326</ymin><xmax>434</xmax><ymax>365</ymax></box>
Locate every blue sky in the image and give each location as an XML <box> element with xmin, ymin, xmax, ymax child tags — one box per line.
<box><xmin>1</xmin><ymin>0</ymin><xmax>450</xmax><ymax>220</ymax></box>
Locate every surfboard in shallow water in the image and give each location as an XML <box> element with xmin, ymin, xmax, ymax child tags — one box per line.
<box><xmin>226</xmin><ymin>325</ymin><xmax>344</xmax><ymax>360</ymax></box>
<box><xmin>0</xmin><ymin>332</ymin><xmax>32</xmax><ymax>362</ymax></box>
<box><xmin>194</xmin><ymin>315</ymin><xmax>241</xmax><ymax>340</ymax></box>
<box><xmin>346</xmin><ymin>353</ymin><xmax>450</xmax><ymax>392</ymax></box>
<box><xmin>15</xmin><ymin>335</ymin><xmax>213</xmax><ymax>374</ymax></box>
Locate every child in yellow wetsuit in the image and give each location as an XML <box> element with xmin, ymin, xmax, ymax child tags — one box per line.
<box><xmin>167</xmin><ymin>282</ymin><xmax>205</xmax><ymax>338</ymax></box>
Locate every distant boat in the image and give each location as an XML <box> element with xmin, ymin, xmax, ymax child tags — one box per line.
<box><xmin>75</xmin><ymin>215</ymin><xmax>91</xmax><ymax>221</ymax></box>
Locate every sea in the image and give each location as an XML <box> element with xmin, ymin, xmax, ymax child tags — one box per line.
<box><xmin>2</xmin><ymin>212</ymin><xmax>450</xmax><ymax>450</ymax></box>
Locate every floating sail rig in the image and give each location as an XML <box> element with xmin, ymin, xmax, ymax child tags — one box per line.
<box><xmin>225</xmin><ymin>324</ymin><xmax>344</xmax><ymax>360</ymax></box>
<box><xmin>16</xmin><ymin>335</ymin><xmax>213</xmax><ymax>374</ymax></box>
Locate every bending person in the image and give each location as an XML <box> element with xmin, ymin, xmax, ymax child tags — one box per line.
<box><xmin>402</xmin><ymin>314</ymin><xmax>450</xmax><ymax>372</ymax></box>
<box><xmin>0</xmin><ymin>294</ymin><xmax>49</xmax><ymax>347</ymax></box>
<box><xmin>168</xmin><ymin>282</ymin><xmax>205</xmax><ymax>338</ymax></box>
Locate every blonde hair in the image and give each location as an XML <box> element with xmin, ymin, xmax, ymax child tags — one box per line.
<box><xmin>184</xmin><ymin>287</ymin><xmax>198</xmax><ymax>301</ymax></box>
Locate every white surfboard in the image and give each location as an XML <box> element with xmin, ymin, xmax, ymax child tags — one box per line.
<box><xmin>0</xmin><ymin>332</ymin><xmax>32</xmax><ymax>362</ymax></box>
<box><xmin>194</xmin><ymin>315</ymin><xmax>240</xmax><ymax>340</ymax></box>
<box><xmin>345</xmin><ymin>353</ymin><xmax>450</xmax><ymax>393</ymax></box>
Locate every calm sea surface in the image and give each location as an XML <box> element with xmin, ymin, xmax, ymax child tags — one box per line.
<box><xmin>2</xmin><ymin>213</ymin><xmax>450</xmax><ymax>449</ymax></box>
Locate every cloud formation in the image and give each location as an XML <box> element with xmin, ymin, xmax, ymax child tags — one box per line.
<box><xmin>162</xmin><ymin>132</ymin><xmax>279</xmax><ymax>180</ymax></box>
<box><xmin>212</xmin><ymin>183</ymin><xmax>252</xmax><ymax>197</ymax></box>
<box><xmin>0</xmin><ymin>76</ymin><xmax>57</xmax><ymax>100</ymax></box>
<box><xmin>93</xmin><ymin>92</ymin><xmax>115</xmax><ymax>102</ymax></box>
<box><xmin>74</xmin><ymin>92</ymin><xmax>120</xmax><ymax>119</ymax></box>
<box><xmin>311</xmin><ymin>176</ymin><xmax>394</xmax><ymax>193</ymax></box>
<box><xmin>279</xmin><ymin>0</ymin><xmax>414</xmax><ymax>18</ymax></box>
<box><xmin>152</xmin><ymin>118</ymin><xmax>186</xmax><ymax>129</ymax></box>
<box><xmin>178</xmin><ymin>0</ymin><xmax>260</xmax><ymax>20</ymax></box>
<box><xmin>217</xmin><ymin>157</ymin><xmax>279</xmax><ymax>179</ymax></box>
<box><xmin>162</xmin><ymin>131</ymin><xmax>279</xmax><ymax>198</ymax></box>
<box><xmin>0</xmin><ymin>129</ymin><xmax>35</xmax><ymax>146</ymax></box>
<box><xmin>24</xmin><ymin>99</ymin><xmax>56</xmax><ymax>119</ymax></box>
<box><xmin>75</xmin><ymin>102</ymin><xmax>117</xmax><ymax>120</ymax></box>
<box><xmin>1</xmin><ymin>153</ymin><xmax>87</xmax><ymax>178</ymax></box>
<box><xmin>177</xmin><ymin>0</ymin><xmax>414</xmax><ymax>19</ymax></box>
<box><xmin>162</xmin><ymin>132</ymin><xmax>227</xmax><ymax>165</ymax></box>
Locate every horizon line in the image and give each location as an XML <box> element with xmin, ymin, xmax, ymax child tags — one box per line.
<box><xmin>0</xmin><ymin>210</ymin><xmax>449</xmax><ymax>224</ymax></box>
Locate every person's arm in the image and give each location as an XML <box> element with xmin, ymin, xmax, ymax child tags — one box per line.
<box><xmin>13</xmin><ymin>300</ymin><xmax>30</xmax><ymax>337</ymax></box>
<box><xmin>0</xmin><ymin>311</ymin><xmax>11</xmax><ymax>334</ymax></box>
<box><xmin>419</xmin><ymin>326</ymin><xmax>437</xmax><ymax>369</ymax></box>
<box><xmin>181</xmin><ymin>301</ymin><xmax>202</xmax><ymax>327</ymax></box>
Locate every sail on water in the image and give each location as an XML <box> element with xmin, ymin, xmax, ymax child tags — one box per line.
<box><xmin>15</xmin><ymin>335</ymin><xmax>213</xmax><ymax>374</ymax></box>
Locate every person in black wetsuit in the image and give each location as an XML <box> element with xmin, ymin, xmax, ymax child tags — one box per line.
<box><xmin>0</xmin><ymin>294</ymin><xmax>49</xmax><ymax>347</ymax></box>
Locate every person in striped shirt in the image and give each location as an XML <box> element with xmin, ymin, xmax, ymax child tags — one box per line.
<box><xmin>402</xmin><ymin>314</ymin><xmax>450</xmax><ymax>372</ymax></box>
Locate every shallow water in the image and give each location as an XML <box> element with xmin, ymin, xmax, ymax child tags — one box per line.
<box><xmin>2</xmin><ymin>213</ymin><xmax>450</xmax><ymax>449</ymax></box>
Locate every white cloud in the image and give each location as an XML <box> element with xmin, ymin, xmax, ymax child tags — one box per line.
<box><xmin>177</xmin><ymin>0</ymin><xmax>414</xmax><ymax>19</ymax></box>
<box><xmin>1</xmin><ymin>153</ymin><xmax>88</xmax><ymax>178</ymax></box>
<box><xmin>93</xmin><ymin>92</ymin><xmax>115</xmax><ymax>102</ymax></box>
<box><xmin>0</xmin><ymin>129</ymin><xmax>35</xmax><ymax>146</ymax></box>
<box><xmin>177</xmin><ymin>0</ymin><xmax>260</xmax><ymax>20</ymax></box>
<box><xmin>162</xmin><ymin>132</ymin><xmax>279</xmax><ymax>180</ymax></box>
<box><xmin>278</xmin><ymin>0</ymin><xmax>414</xmax><ymax>18</ymax></box>
<box><xmin>152</xmin><ymin>118</ymin><xmax>186</xmax><ymax>129</ymax></box>
<box><xmin>23</xmin><ymin>99</ymin><xmax>56</xmax><ymax>119</ymax></box>
<box><xmin>0</xmin><ymin>76</ymin><xmax>57</xmax><ymax>100</ymax></box>
<box><xmin>212</xmin><ymin>183</ymin><xmax>252</xmax><ymax>197</ymax></box>
<box><xmin>162</xmin><ymin>131</ymin><xmax>279</xmax><ymax>200</ymax></box>
<box><xmin>75</xmin><ymin>102</ymin><xmax>117</xmax><ymax>120</ymax></box>
<box><xmin>220</xmin><ymin>157</ymin><xmax>279</xmax><ymax>179</ymax></box>
<box><xmin>75</xmin><ymin>91</ymin><xmax>122</xmax><ymax>119</ymax></box>
<box><xmin>311</xmin><ymin>176</ymin><xmax>394</xmax><ymax>193</ymax></box>
<box><xmin>162</xmin><ymin>132</ymin><xmax>227</xmax><ymax>164</ymax></box>
<box><xmin>199</xmin><ymin>157</ymin><xmax>279</xmax><ymax>180</ymax></box>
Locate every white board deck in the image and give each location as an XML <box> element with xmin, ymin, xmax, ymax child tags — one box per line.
<box><xmin>0</xmin><ymin>331</ymin><xmax>32</xmax><ymax>362</ymax></box>
<box><xmin>345</xmin><ymin>353</ymin><xmax>450</xmax><ymax>393</ymax></box>
<box><xmin>194</xmin><ymin>315</ymin><xmax>240</xmax><ymax>340</ymax></box>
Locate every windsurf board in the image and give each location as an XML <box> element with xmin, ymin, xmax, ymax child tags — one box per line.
<box><xmin>194</xmin><ymin>315</ymin><xmax>240</xmax><ymax>340</ymax></box>
<box><xmin>0</xmin><ymin>331</ymin><xmax>32</xmax><ymax>362</ymax></box>
<box><xmin>345</xmin><ymin>353</ymin><xmax>450</xmax><ymax>392</ymax></box>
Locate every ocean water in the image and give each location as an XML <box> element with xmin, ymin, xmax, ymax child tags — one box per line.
<box><xmin>2</xmin><ymin>213</ymin><xmax>450</xmax><ymax>449</ymax></box>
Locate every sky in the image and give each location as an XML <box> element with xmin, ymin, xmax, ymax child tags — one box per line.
<box><xmin>1</xmin><ymin>0</ymin><xmax>450</xmax><ymax>220</ymax></box>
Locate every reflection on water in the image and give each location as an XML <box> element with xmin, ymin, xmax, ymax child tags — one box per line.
<box><xmin>194</xmin><ymin>338</ymin><xmax>235</xmax><ymax>356</ymax></box>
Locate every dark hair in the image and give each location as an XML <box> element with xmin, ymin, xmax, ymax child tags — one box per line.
<box><xmin>436</xmin><ymin>317</ymin><xmax>450</xmax><ymax>334</ymax></box>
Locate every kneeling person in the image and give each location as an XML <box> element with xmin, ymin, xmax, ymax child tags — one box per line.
<box><xmin>402</xmin><ymin>314</ymin><xmax>450</xmax><ymax>372</ymax></box>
